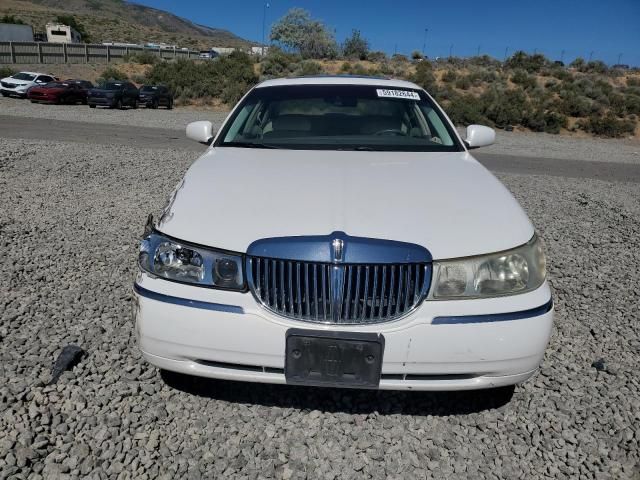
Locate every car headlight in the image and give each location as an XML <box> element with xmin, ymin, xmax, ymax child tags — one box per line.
<box><xmin>139</xmin><ymin>231</ymin><xmax>245</xmax><ymax>290</ymax></box>
<box><xmin>428</xmin><ymin>235</ymin><xmax>546</xmax><ymax>299</ymax></box>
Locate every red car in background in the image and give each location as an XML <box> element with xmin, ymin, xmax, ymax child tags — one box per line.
<box><xmin>27</xmin><ymin>79</ymin><xmax>94</xmax><ymax>105</ymax></box>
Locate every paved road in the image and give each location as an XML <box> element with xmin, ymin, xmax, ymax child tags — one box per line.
<box><xmin>2</xmin><ymin>115</ymin><xmax>639</xmax><ymax>183</ymax></box>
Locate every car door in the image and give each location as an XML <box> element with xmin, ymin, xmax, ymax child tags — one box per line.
<box><xmin>127</xmin><ymin>83</ymin><xmax>138</xmax><ymax>105</ymax></box>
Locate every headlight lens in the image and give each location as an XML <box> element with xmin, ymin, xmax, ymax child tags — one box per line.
<box><xmin>429</xmin><ymin>235</ymin><xmax>546</xmax><ymax>299</ymax></box>
<box><xmin>139</xmin><ymin>232</ymin><xmax>244</xmax><ymax>290</ymax></box>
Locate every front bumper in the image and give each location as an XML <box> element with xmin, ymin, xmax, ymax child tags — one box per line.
<box><xmin>88</xmin><ymin>96</ymin><xmax>115</xmax><ymax>106</ymax></box>
<box><xmin>134</xmin><ymin>273</ymin><xmax>554</xmax><ymax>391</ymax></box>
<box><xmin>1</xmin><ymin>87</ymin><xmax>28</xmax><ymax>97</ymax></box>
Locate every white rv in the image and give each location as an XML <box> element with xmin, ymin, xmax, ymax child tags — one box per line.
<box><xmin>46</xmin><ymin>24</ymin><xmax>81</xmax><ymax>44</ymax></box>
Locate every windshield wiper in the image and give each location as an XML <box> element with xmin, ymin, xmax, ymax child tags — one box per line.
<box><xmin>223</xmin><ymin>142</ymin><xmax>278</xmax><ymax>149</ymax></box>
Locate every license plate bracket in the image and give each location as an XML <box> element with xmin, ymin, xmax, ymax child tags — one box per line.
<box><xmin>285</xmin><ymin>329</ymin><xmax>384</xmax><ymax>388</ymax></box>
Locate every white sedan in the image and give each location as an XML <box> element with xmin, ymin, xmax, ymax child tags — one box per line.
<box><xmin>134</xmin><ymin>76</ymin><xmax>553</xmax><ymax>391</ymax></box>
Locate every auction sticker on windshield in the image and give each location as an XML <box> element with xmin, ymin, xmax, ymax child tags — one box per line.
<box><xmin>376</xmin><ymin>89</ymin><xmax>421</xmax><ymax>100</ymax></box>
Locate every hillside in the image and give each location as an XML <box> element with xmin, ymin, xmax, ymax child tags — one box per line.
<box><xmin>0</xmin><ymin>0</ymin><xmax>253</xmax><ymax>48</ymax></box>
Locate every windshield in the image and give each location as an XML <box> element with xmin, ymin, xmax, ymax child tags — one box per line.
<box><xmin>44</xmin><ymin>82</ymin><xmax>69</xmax><ymax>88</ymax></box>
<box><xmin>217</xmin><ymin>84</ymin><xmax>462</xmax><ymax>152</ymax></box>
<box><xmin>12</xmin><ymin>73</ymin><xmax>36</xmax><ymax>81</ymax></box>
<box><xmin>99</xmin><ymin>82</ymin><xmax>123</xmax><ymax>90</ymax></box>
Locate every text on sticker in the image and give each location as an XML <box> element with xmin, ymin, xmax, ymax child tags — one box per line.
<box><xmin>376</xmin><ymin>89</ymin><xmax>420</xmax><ymax>100</ymax></box>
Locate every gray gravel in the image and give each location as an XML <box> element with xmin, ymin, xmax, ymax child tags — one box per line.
<box><xmin>1</xmin><ymin>137</ymin><xmax>639</xmax><ymax>479</ymax></box>
<box><xmin>0</xmin><ymin>95</ymin><xmax>228</xmax><ymax>132</ymax></box>
<box><xmin>3</xmin><ymin>95</ymin><xmax>640</xmax><ymax>164</ymax></box>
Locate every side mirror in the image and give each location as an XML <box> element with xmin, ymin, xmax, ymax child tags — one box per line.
<box><xmin>186</xmin><ymin>121</ymin><xmax>214</xmax><ymax>145</ymax></box>
<box><xmin>465</xmin><ymin>124</ymin><xmax>495</xmax><ymax>149</ymax></box>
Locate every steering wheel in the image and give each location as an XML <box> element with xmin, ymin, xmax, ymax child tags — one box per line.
<box><xmin>373</xmin><ymin>129</ymin><xmax>407</xmax><ymax>136</ymax></box>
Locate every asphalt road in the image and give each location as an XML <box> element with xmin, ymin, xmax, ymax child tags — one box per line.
<box><xmin>2</xmin><ymin>115</ymin><xmax>639</xmax><ymax>183</ymax></box>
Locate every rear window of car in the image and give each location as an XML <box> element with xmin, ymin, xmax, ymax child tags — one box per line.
<box><xmin>100</xmin><ymin>82</ymin><xmax>123</xmax><ymax>90</ymax></box>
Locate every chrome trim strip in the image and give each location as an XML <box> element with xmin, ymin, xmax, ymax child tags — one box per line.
<box><xmin>133</xmin><ymin>284</ymin><xmax>244</xmax><ymax>314</ymax></box>
<box><xmin>432</xmin><ymin>299</ymin><xmax>553</xmax><ymax>325</ymax></box>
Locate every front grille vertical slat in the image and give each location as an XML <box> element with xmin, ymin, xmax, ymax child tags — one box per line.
<box><xmin>249</xmin><ymin>256</ymin><xmax>428</xmax><ymax>324</ymax></box>
<box><xmin>387</xmin><ymin>265</ymin><xmax>396</xmax><ymax>318</ymax></box>
<box><xmin>321</xmin><ymin>265</ymin><xmax>327</xmax><ymax>321</ymax></box>
<box><xmin>370</xmin><ymin>266</ymin><xmax>379</xmax><ymax>321</ymax></box>
<box><xmin>296</xmin><ymin>263</ymin><xmax>302</xmax><ymax>318</ymax></box>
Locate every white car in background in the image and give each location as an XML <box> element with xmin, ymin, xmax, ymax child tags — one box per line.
<box><xmin>134</xmin><ymin>76</ymin><xmax>553</xmax><ymax>392</ymax></box>
<box><xmin>0</xmin><ymin>71</ymin><xmax>57</xmax><ymax>98</ymax></box>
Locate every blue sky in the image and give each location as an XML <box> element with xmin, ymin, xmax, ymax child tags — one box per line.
<box><xmin>133</xmin><ymin>0</ymin><xmax>640</xmax><ymax>66</ymax></box>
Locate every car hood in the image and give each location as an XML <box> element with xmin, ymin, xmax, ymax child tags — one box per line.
<box><xmin>30</xmin><ymin>86</ymin><xmax>63</xmax><ymax>93</ymax></box>
<box><xmin>2</xmin><ymin>77</ymin><xmax>31</xmax><ymax>86</ymax></box>
<box><xmin>157</xmin><ymin>148</ymin><xmax>534</xmax><ymax>260</ymax></box>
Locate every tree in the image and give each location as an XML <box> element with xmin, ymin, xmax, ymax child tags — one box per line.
<box><xmin>1</xmin><ymin>14</ymin><xmax>25</xmax><ymax>25</ymax></box>
<box><xmin>55</xmin><ymin>15</ymin><xmax>90</xmax><ymax>42</ymax></box>
<box><xmin>342</xmin><ymin>29</ymin><xmax>369</xmax><ymax>60</ymax></box>
<box><xmin>269</xmin><ymin>8</ymin><xmax>338</xmax><ymax>59</ymax></box>
<box><xmin>411</xmin><ymin>50</ymin><xmax>423</xmax><ymax>60</ymax></box>
<box><xmin>570</xmin><ymin>57</ymin><xmax>585</xmax><ymax>70</ymax></box>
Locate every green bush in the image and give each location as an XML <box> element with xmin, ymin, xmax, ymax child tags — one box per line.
<box><xmin>559</xmin><ymin>91</ymin><xmax>593</xmax><ymax>117</ymax></box>
<box><xmin>578</xmin><ymin>114</ymin><xmax>636</xmax><ymax>137</ymax></box>
<box><xmin>505</xmin><ymin>51</ymin><xmax>549</xmax><ymax>73</ymax></box>
<box><xmin>625</xmin><ymin>94</ymin><xmax>640</xmax><ymax>116</ymax></box>
<box><xmin>98</xmin><ymin>67</ymin><xmax>128</xmax><ymax>83</ymax></box>
<box><xmin>0</xmin><ymin>66</ymin><xmax>15</xmax><ymax>78</ymax></box>
<box><xmin>295</xmin><ymin>60</ymin><xmax>324</xmax><ymax>76</ymax></box>
<box><xmin>444</xmin><ymin>93</ymin><xmax>488</xmax><ymax>125</ymax></box>
<box><xmin>123</xmin><ymin>50</ymin><xmax>159</xmax><ymax>65</ymax></box>
<box><xmin>412</xmin><ymin>61</ymin><xmax>436</xmax><ymax>92</ymax></box>
<box><xmin>627</xmin><ymin>77</ymin><xmax>640</xmax><ymax>87</ymax></box>
<box><xmin>260</xmin><ymin>47</ymin><xmax>301</xmax><ymax>78</ymax></box>
<box><xmin>145</xmin><ymin>52</ymin><xmax>257</xmax><ymax>105</ymax></box>
<box><xmin>441</xmin><ymin>70</ymin><xmax>457</xmax><ymax>83</ymax></box>
<box><xmin>482</xmin><ymin>87</ymin><xmax>530</xmax><ymax>126</ymax></box>
<box><xmin>511</xmin><ymin>69</ymin><xmax>537</xmax><ymax>90</ymax></box>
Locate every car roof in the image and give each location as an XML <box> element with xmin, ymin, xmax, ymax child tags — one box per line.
<box><xmin>255</xmin><ymin>75</ymin><xmax>422</xmax><ymax>90</ymax></box>
<box><xmin>17</xmin><ymin>72</ymin><xmax>54</xmax><ymax>76</ymax></box>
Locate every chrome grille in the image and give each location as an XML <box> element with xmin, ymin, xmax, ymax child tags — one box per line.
<box><xmin>247</xmin><ymin>257</ymin><xmax>430</xmax><ymax>324</ymax></box>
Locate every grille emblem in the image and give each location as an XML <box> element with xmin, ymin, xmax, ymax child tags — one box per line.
<box><xmin>331</xmin><ymin>238</ymin><xmax>344</xmax><ymax>263</ymax></box>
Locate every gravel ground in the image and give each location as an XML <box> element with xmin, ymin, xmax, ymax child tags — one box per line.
<box><xmin>3</xmin><ymin>95</ymin><xmax>640</xmax><ymax>164</ymax></box>
<box><xmin>0</xmin><ymin>136</ymin><xmax>638</xmax><ymax>479</ymax></box>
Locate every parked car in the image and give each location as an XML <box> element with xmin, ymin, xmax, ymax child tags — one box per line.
<box><xmin>87</xmin><ymin>81</ymin><xmax>139</xmax><ymax>109</ymax></box>
<box><xmin>0</xmin><ymin>71</ymin><xmax>57</xmax><ymax>98</ymax></box>
<box><xmin>134</xmin><ymin>76</ymin><xmax>553</xmax><ymax>392</ymax></box>
<box><xmin>27</xmin><ymin>79</ymin><xmax>93</xmax><ymax>104</ymax></box>
<box><xmin>139</xmin><ymin>85</ymin><xmax>173</xmax><ymax>109</ymax></box>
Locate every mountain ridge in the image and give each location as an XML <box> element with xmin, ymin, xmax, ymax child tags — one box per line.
<box><xmin>0</xmin><ymin>0</ymin><xmax>254</xmax><ymax>48</ymax></box>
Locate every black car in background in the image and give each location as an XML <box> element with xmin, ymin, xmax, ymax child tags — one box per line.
<box><xmin>139</xmin><ymin>85</ymin><xmax>173</xmax><ymax>109</ymax></box>
<box><xmin>88</xmin><ymin>81</ymin><xmax>139</xmax><ymax>109</ymax></box>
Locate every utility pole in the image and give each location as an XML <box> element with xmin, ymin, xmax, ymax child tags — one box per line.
<box><xmin>261</xmin><ymin>2</ymin><xmax>270</xmax><ymax>56</ymax></box>
<box><xmin>617</xmin><ymin>53</ymin><xmax>623</xmax><ymax>65</ymax></box>
<box><xmin>394</xmin><ymin>43</ymin><xmax>397</xmax><ymax>55</ymax></box>
<box><xmin>589</xmin><ymin>50</ymin><xmax>594</xmax><ymax>62</ymax></box>
<box><xmin>422</xmin><ymin>28</ymin><xmax>428</xmax><ymax>57</ymax></box>
<box><xmin>560</xmin><ymin>49</ymin><xmax>565</xmax><ymax>63</ymax></box>
<box><xmin>504</xmin><ymin>46</ymin><xmax>509</xmax><ymax>62</ymax></box>
<box><xmin>449</xmin><ymin>43</ymin><xmax>453</xmax><ymax>58</ymax></box>
<box><xmin>476</xmin><ymin>44</ymin><xmax>481</xmax><ymax>57</ymax></box>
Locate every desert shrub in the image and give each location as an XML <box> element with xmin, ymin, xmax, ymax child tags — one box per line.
<box><xmin>442</xmin><ymin>70</ymin><xmax>457</xmax><ymax>83</ymax></box>
<box><xmin>342</xmin><ymin>29</ymin><xmax>369</xmax><ymax>60</ymax></box>
<box><xmin>0</xmin><ymin>66</ymin><xmax>15</xmax><ymax>78</ymax></box>
<box><xmin>550</xmin><ymin>67</ymin><xmax>573</xmax><ymax>81</ymax></box>
<box><xmin>295</xmin><ymin>60</ymin><xmax>323</xmax><ymax>76</ymax></box>
<box><xmin>525</xmin><ymin>109</ymin><xmax>568</xmax><ymax>134</ymax></box>
<box><xmin>482</xmin><ymin>87</ymin><xmax>530</xmax><ymax>126</ymax></box>
<box><xmin>627</xmin><ymin>77</ymin><xmax>640</xmax><ymax>87</ymax></box>
<box><xmin>412</xmin><ymin>61</ymin><xmax>436</xmax><ymax>91</ymax></box>
<box><xmin>511</xmin><ymin>69</ymin><xmax>537</xmax><ymax>89</ymax></box>
<box><xmin>340</xmin><ymin>62</ymin><xmax>352</xmax><ymax>73</ymax></box>
<box><xmin>608</xmin><ymin>92</ymin><xmax>627</xmax><ymax>116</ymax></box>
<box><xmin>98</xmin><ymin>66</ymin><xmax>128</xmax><ymax>83</ymax></box>
<box><xmin>558</xmin><ymin>91</ymin><xmax>593</xmax><ymax>117</ymax></box>
<box><xmin>123</xmin><ymin>50</ymin><xmax>158</xmax><ymax>65</ymax></box>
<box><xmin>455</xmin><ymin>75</ymin><xmax>471</xmax><ymax>90</ymax></box>
<box><xmin>145</xmin><ymin>51</ymin><xmax>257</xmax><ymax>105</ymax></box>
<box><xmin>505</xmin><ymin>51</ymin><xmax>549</xmax><ymax>73</ymax></box>
<box><xmin>467</xmin><ymin>55</ymin><xmax>502</xmax><ymax>69</ymax></box>
<box><xmin>578</xmin><ymin>114</ymin><xmax>636</xmax><ymax>137</ymax></box>
<box><xmin>625</xmin><ymin>94</ymin><xmax>640</xmax><ymax>116</ymax></box>
<box><xmin>411</xmin><ymin>50</ymin><xmax>423</xmax><ymax>60</ymax></box>
<box><xmin>444</xmin><ymin>93</ymin><xmax>488</xmax><ymax>125</ymax></box>
<box><xmin>367</xmin><ymin>51</ymin><xmax>387</xmax><ymax>62</ymax></box>
<box><xmin>391</xmin><ymin>53</ymin><xmax>409</xmax><ymax>63</ymax></box>
<box><xmin>261</xmin><ymin>47</ymin><xmax>302</xmax><ymax>78</ymax></box>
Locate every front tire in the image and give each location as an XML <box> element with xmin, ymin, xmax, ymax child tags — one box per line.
<box><xmin>132</xmin><ymin>99</ymin><xmax>139</xmax><ymax>109</ymax></box>
<box><xmin>89</xmin><ymin>104</ymin><xmax>96</xmax><ymax>108</ymax></box>
<box><xmin>112</xmin><ymin>98</ymin><xmax>122</xmax><ymax>110</ymax></box>
<box><xmin>1</xmin><ymin>92</ymin><xmax>8</xmax><ymax>97</ymax></box>
<box><xmin>167</xmin><ymin>99</ymin><xmax>173</xmax><ymax>110</ymax></box>
<box><xmin>152</xmin><ymin>99</ymin><xmax>159</xmax><ymax>109</ymax></box>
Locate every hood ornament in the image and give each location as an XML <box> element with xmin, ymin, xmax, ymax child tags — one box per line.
<box><xmin>331</xmin><ymin>238</ymin><xmax>344</xmax><ymax>263</ymax></box>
